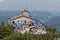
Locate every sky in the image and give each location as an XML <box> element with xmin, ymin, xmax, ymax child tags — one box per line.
<box><xmin>0</xmin><ymin>0</ymin><xmax>60</xmax><ymax>10</ymax></box>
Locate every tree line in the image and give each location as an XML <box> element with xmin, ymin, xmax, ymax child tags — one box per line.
<box><xmin>0</xmin><ymin>21</ymin><xmax>60</xmax><ymax>40</ymax></box>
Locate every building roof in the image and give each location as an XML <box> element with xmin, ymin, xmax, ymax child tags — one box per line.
<box><xmin>9</xmin><ymin>15</ymin><xmax>44</xmax><ymax>26</ymax></box>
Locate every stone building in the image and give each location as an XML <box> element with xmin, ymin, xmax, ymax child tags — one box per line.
<box><xmin>8</xmin><ymin>10</ymin><xmax>47</xmax><ymax>34</ymax></box>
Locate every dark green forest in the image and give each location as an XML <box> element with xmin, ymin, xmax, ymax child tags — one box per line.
<box><xmin>0</xmin><ymin>22</ymin><xmax>60</xmax><ymax>40</ymax></box>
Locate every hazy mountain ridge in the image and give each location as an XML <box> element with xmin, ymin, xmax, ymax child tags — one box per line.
<box><xmin>47</xmin><ymin>16</ymin><xmax>60</xmax><ymax>32</ymax></box>
<box><xmin>0</xmin><ymin>10</ymin><xmax>60</xmax><ymax>24</ymax></box>
<box><xmin>0</xmin><ymin>10</ymin><xmax>60</xmax><ymax>29</ymax></box>
<box><xmin>0</xmin><ymin>10</ymin><xmax>60</xmax><ymax>33</ymax></box>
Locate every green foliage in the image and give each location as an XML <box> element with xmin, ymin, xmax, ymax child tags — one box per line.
<box><xmin>0</xmin><ymin>22</ymin><xmax>60</xmax><ymax>40</ymax></box>
<box><xmin>1</xmin><ymin>21</ymin><xmax>4</xmax><ymax>27</ymax></box>
<box><xmin>0</xmin><ymin>24</ymin><xmax>14</xmax><ymax>39</ymax></box>
<box><xmin>3</xmin><ymin>33</ymin><xmax>55</xmax><ymax>40</ymax></box>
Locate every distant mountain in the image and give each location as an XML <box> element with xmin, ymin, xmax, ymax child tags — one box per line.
<box><xmin>47</xmin><ymin>16</ymin><xmax>60</xmax><ymax>33</ymax></box>
<box><xmin>0</xmin><ymin>10</ymin><xmax>60</xmax><ymax>25</ymax></box>
<box><xmin>47</xmin><ymin>16</ymin><xmax>60</xmax><ymax>26</ymax></box>
<box><xmin>30</xmin><ymin>10</ymin><xmax>60</xmax><ymax>23</ymax></box>
<box><xmin>0</xmin><ymin>10</ymin><xmax>60</xmax><ymax>33</ymax></box>
<box><xmin>0</xmin><ymin>10</ymin><xmax>21</xmax><ymax>25</ymax></box>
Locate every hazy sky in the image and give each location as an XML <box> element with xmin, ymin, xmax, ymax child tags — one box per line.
<box><xmin>0</xmin><ymin>0</ymin><xmax>60</xmax><ymax>10</ymax></box>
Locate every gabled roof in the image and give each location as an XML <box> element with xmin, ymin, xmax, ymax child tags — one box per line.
<box><xmin>9</xmin><ymin>15</ymin><xmax>44</xmax><ymax>26</ymax></box>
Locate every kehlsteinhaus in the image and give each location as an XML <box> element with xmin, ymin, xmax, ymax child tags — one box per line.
<box><xmin>8</xmin><ymin>10</ymin><xmax>47</xmax><ymax>34</ymax></box>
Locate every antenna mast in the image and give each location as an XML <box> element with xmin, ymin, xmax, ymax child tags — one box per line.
<box><xmin>26</xmin><ymin>4</ymin><xmax>28</xmax><ymax>11</ymax></box>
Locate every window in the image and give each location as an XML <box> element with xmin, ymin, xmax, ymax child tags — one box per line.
<box><xmin>21</xmin><ymin>21</ymin><xmax>22</xmax><ymax>22</ymax></box>
<box><xmin>17</xmin><ymin>20</ymin><xmax>19</xmax><ymax>22</ymax></box>
<box><xmin>24</xmin><ymin>20</ymin><xmax>26</xmax><ymax>23</ymax></box>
